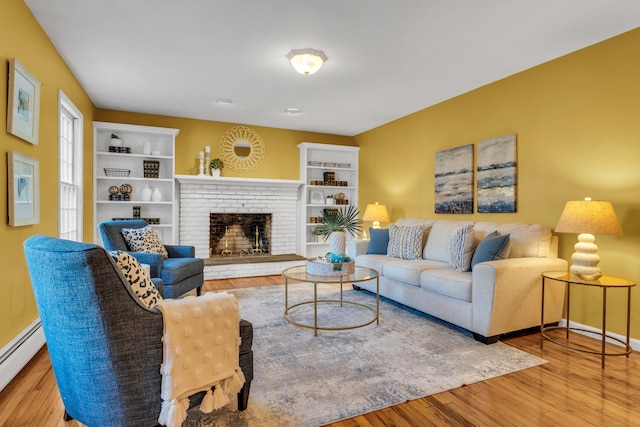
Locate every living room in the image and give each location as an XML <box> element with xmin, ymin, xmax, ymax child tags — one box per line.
<box><xmin>2</xmin><ymin>0</ymin><xmax>640</xmax><ymax>425</ymax></box>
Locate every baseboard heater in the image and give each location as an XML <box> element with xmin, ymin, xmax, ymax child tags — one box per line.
<box><xmin>0</xmin><ymin>319</ymin><xmax>45</xmax><ymax>392</ymax></box>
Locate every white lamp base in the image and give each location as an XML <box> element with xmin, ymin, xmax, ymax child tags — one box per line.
<box><xmin>371</xmin><ymin>221</ymin><xmax>381</xmax><ymax>229</ymax></box>
<box><xmin>570</xmin><ymin>233</ymin><xmax>602</xmax><ymax>281</ymax></box>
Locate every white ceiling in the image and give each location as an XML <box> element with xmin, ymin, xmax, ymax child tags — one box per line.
<box><xmin>25</xmin><ymin>0</ymin><xmax>640</xmax><ymax>136</ymax></box>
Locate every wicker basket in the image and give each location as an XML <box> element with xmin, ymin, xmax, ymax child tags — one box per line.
<box><xmin>104</xmin><ymin>168</ymin><xmax>131</xmax><ymax>177</ymax></box>
<box><xmin>306</xmin><ymin>259</ymin><xmax>355</xmax><ymax>276</ymax></box>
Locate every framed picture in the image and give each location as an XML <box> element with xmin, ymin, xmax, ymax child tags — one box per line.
<box><xmin>477</xmin><ymin>134</ymin><xmax>517</xmax><ymax>213</ymax></box>
<box><xmin>434</xmin><ymin>144</ymin><xmax>474</xmax><ymax>214</ymax></box>
<box><xmin>310</xmin><ymin>189</ymin><xmax>324</xmax><ymax>204</ymax></box>
<box><xmin>7</xmin><ymin>151</ymin><xmax>40</xmax><ymax>226</ymax></box>
<box><xmin>7</xmin><ymin>58</ymin><xmax>41</xmax><ymax>145</ymax></box>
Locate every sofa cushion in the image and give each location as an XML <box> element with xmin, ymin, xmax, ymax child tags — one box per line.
<box><xmin>383</xmin><ymin>258</ymin><xmax>450</xmax><ymax>287</ymax></box>
<box><xmin>387</xmin><ymin>224</ymin><xmax>426</xmax><ymax>260</ymax></box>
<box><xmin>121</xmin><ymin>225</ymin><xmax>169</xmax><ymax>259</ymax></box>
<box><xmin>160</xmin><ymin>257</ymin><xmax>205</xmax><ymax>285</ymax></box>
<box><xmin>368</xmin><ymin>227</ymin><xmax>389</xmax><ymax>255</ymax></box>
<box><xmin>354</xmin><ymin>254</ymin><xmax>390</xmax><ymax>275</ymax></box>
<box><xmin>420</xmin><ymin>269</ymin><xmax>473</xmax><ymax>302</ymax></box>
<box><xmin>471</xmin><ymin>232</ymin><xmax>511</xmax><ymax>269</ymax></box>
<box><xmin>449</xmin><ymin>224</ymin><xmax>475</xmax><ymax>272</ymax></box>
<box><xmin>423</xmin><ymin>220</ymin><xmax>473</xmax><ymax>262</ymax></box>
<box><xmin>473</xmin><ymin>222</ymin><xmax>551</xmax><ymax>258</ymax></box>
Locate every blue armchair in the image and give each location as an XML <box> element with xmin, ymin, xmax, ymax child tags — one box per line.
<box><xmin>98</xmin><ymin>219</ymin><xmax>203</xmax><ymax>298</ymax></box>
<box><xmin>23</xmin><ymin>235</ymin><xmax>253</xmax><ymax>426</ymax></box>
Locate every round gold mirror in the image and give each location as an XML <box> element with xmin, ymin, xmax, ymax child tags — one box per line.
<box><xmin>219</xmin><ymin>126</ymin><xmax>265</xmax><ymax>172</ymax></box>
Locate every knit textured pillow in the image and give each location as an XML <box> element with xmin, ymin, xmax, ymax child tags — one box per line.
<box><xmin>121</xmin><ymin>225</ymin><xmax>169</xmax><ymax>259</ymax></box>
<box><xmin>387</xmin><ymin>224</ymin><xmax>425</xmax><ymax>260</ymax></box>
<box><xmin>109</xmin><ymin>250</ymin><xmax>163</xmax><ymax>309</ymax></box>
<box><xmin>449</xmin><ymin>224</ymin><xmax>476</xmax><ymax>272</ymax></box>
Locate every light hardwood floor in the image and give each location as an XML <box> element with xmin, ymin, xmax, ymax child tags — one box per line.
<box><xmin>1</xmin><ymin>275</ymin><xmax>639</xmax><ymax>426</ymax></box>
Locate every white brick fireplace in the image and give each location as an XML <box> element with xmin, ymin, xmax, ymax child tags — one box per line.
<box><xmin>175</xmin><ymin>175</ymin><xmax>304</xmax><ymax>279</ymax></box>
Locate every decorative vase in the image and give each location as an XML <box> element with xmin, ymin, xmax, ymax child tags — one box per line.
<box><xmin>142</xmin><ymin>141</ymin><xmax>152</xmax><ymax>155</ymax></box>
<box><xmin>325</xmin><ymin>198</ymin><xmax>334</xmax><ymax>205</ymax></box>
<box><xmin>141</xmin><ymin>185</ymin><xmax>152</xmax><ymax>202</ymax></box>
<box><xmin>151</xmin><ymin>187</ymin><xmax>162</xmax><ymax>201</ymax></box>
<box><xmin>110</xmin><ymin>137</ymin><xmax>122</xmax><ymax>147</ymax></box>
<box><xmin>329</xmin><ymin>231</ymin><xmax>346</xmax><ymax>255</ymax></box>
<box><xmin>211</xmin><ymin>168</ymin><xmax>221</xmax><ymax>178</ymax></box>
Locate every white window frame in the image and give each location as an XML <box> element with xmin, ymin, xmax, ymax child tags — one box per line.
<box><xmin>58</xmin><ymin>90</ymin><xmax>83</xmax><ymax>241</ymax></box>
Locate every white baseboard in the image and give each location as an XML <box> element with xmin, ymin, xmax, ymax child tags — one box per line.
<box><xmin>558</xmin><ymin>318</ymin><xmax>640</xmax><ymax>352</ymax></box>
<box><xmin>0</xmin><ymin>319</ymin><xmax>45</xmax><ymax>392</ymax></box>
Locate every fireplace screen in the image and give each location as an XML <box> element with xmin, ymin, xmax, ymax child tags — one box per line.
<box><xmin>209</xmin><ymin>213</ymin><xmax>271</xmax><ymax>257</ymax></box>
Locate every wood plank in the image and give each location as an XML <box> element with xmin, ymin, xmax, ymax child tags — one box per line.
<box><xmin>2</xmin><ymin>275</ymin><xmax>640</xmax><ymax>426</ymax></box>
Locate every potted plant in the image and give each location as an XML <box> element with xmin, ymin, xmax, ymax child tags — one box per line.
<box><xmin>210</xmin><ymin>158</ymin><xmax>224</xmax><ymax>177</ymax></box>
<box><xmin>325</xmin><ymin>194</ymin><xmax>334</xmax><ymax>205</ymax></box>
<box><xmin>315</xmin><ymin>205</ymin><xmax>362</xmax><ymax>256</ymax></box>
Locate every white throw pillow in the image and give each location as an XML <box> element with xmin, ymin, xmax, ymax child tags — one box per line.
<box><xmin>387</xmin><ymin>224</ymin><xmax>426</xmax><ymax>260</ymax></box>
<box><xmin>449</xmin><ymin>224</ymin><xmax>476</xmax><ymax>272</ymax></box>
<box><xmin>109</xmin><ymin>250</ymin><xmax>163</xmax><ymax>309</ymax></box>
<box><xmin>121</xmin><ymin>225</ymin><xmax>169</xmax><ymax>259</ymax></box>
<box><xmin>423</xmin><ymin>221</ymin><xmax>474</xmax><ymax>262</ymax></box>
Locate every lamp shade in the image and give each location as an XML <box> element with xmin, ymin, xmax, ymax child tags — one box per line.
<box><xmin>554</xmin><ymin>199</ymin><xmax>622</xmax><ymax>236</ymax></box>
<box><xmin>287</xmin><ymin>48</ymin><xmax>327</xmax><ymax>75</ymax></box>
<box><xmin>363</xmin><ymin>203</ymin><xmax>390</xmax><ymax>229</ymax></box>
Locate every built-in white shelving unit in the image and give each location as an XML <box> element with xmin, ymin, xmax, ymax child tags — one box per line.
<box><xmin>298</xmin><ymin>142</ymin><xmax>359</xmax><ymax>258</ymax></box>
<box><xmin>93</xmin><ymin>122</ymin><xmax>179</xmax><ymax>245</ymax></box>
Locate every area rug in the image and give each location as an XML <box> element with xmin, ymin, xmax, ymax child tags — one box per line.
<box><xmin>184</xmin><ymin>283</ymin><xmax>546</xmax><ymax>426</ymax></box>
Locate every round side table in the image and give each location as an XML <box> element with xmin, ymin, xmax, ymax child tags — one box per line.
<box><xmin>540</xmin><ymin>271</ymin><xmax>636</xmax><ymax>369</ymax></box>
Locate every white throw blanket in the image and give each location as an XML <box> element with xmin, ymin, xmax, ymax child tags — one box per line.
<box><xmin>157</xmin><ymin>292</ymin><xmax>245</xmax><ymax>427</ymax></box>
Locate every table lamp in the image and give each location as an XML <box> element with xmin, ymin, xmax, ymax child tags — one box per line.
<box><xmin>363</xmin><ymin>202</ymin><xmax>390</xmax><ymax>229</ymax></box>
<box><xmin>554</xmin><ymin>197</ymin><xmax>623</xmax><ymax>281</ymax></box>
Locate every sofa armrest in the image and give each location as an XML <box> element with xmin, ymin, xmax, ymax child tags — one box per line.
<box><xmin>347</xmin><ymin>239</ymin><xmax>371</xmax><ymax>258</ymax></box>
<box><xmin>165</xmin><ymin>245</ymin><xmax>195</xmax><ymax>258</ymax></box>
<box><xmin>127</xmin><ymin>251</ymin><xmax>164</xmax><ymax>277</ymax></box>
<box><xmin>471</xmin><ymin>257</ymin><xmax>568</xmax><ymax>337</ymax></box>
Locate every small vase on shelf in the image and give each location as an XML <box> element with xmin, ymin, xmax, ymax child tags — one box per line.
<box><xmin>141</xmin><ymin>185</ymin><xmax>152</xmax><ymax>202</ymax></box>
<box><xmin>142</xmin><ymin>141</ymin><xmax>152</xmax><ymax>155</ymax></box>
<box><xmin>151</xmin><ymin>187</ymin><xmax>162</xmax><ymax>202</ymax></box>
<box><xmin>211</xmin><ymin>168</ymin><xmax>221</xmax><ymax>178</ymax></box>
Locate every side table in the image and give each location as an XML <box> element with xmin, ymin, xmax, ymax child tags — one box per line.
<box><xmin>540</xmin><ymin>271</ymin><xmax>636</xmax><ymax>368</ymax></box>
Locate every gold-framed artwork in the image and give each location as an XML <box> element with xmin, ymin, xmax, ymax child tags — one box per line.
<box><xmin>7</xmin><ymin>151</ymin><xmax>40</xmax><ymax>226</ymax></box>
<box><xmin>7</xmin><ymin>58</ymin><xmax>41</xmax><ymax>145</ymax></box>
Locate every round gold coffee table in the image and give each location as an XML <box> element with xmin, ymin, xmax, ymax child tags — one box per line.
<box><xmin>282</xmin><ymin>265</ymin><xmax>380</xmax><ymax>336</ymax></box>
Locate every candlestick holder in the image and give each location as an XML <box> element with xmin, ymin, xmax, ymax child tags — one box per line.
<box><xmin>205</xmin><ymin>152</ymin><xmax>211</xmax><ymax>176</ymax></box>
<box><xmin>197</xmin><ymin>153</ymin><xmax>205</xmax><ymax>176</ymax></box>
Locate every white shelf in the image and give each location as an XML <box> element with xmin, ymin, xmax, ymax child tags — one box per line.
<box><xmin>298</xmin><ymin>142</ymin><xmax>359</xmax><ymax>258</ymax></box>
<box><xmin>93</xmin><ymin>122</ymin><xmax>180</xmax><ymax>245</ymax></box>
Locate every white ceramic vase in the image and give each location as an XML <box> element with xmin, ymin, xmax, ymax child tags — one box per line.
<box><xmin>110</xmin><ymin>137</ymin><xmax>122</xmax><ymax>147</ymax></box>
<box><xmin>142</xmin><ymin>141</ymin><xmax>152</xmax><ymax>155</ymax></box>
<box><xmin>329</xmin><ymin>231</ymin><xmax>346</xmax><ymax>255</ymax></box>
<box><xmin>141</xmin><ymin>185</ymin><xmax>152</xmax><ymax>202</ymax></box>
<box><xmin>151</xmin><ymin>187</ymin><xmax>162</xmax><ymax>201</ymax></box>
<box><xmin>211</xmin><ymin>168</ymin><xmax>221</xmax><ymax>178</ymax></box>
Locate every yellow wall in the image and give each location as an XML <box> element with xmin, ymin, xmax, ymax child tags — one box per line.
<box><xmin>94</xmin><ymin>110</ymin><xmax>355</xmax><ymax>180</ymax></box>
<box><xmin>355</xmin><ymin>28</ymin><xmax>640</xmax><ymax>338</ymax></box>
<box><xmin>0</xmin><ymin>0</ymin><xmax>96</xmax><ymax>348</ymax></box>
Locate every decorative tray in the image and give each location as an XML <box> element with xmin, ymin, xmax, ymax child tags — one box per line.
<box><xmin>104</xmin><ymin>168</ymin><xmax>131</xmax><ymax>177</ymax></box>
<box><xmin>306</xmin><ymin>259</ymin><xmax>355</xmax><ymax>276</ymax></box>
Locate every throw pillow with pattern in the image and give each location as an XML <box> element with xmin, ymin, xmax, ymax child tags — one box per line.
<box><xmin>109</xmin><ymin>250</ymin><xmax>163</xmax><ymax>309</ymax></box>
<box><xmin>449</xmin><ymin>224</ymin><xmax>476</xmax><ymax>272</ymax></box>
<box><xmin>387</xmin><ymin>224</ymin><xmax>426</xmax><ymax>260</ymax></box>
<box><xmin>121</xmin><ymin>225</ymin><xmax>169</xmax><ymax>259</ymax></box>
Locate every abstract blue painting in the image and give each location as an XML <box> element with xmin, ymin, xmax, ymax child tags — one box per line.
<box><xmin>477</xmin><ymin>134</ymin><xmax>517</xmax><ymax>213</ymax></box>
<box><xmin>435</xmin><ymin>144</ymin><xmax>474</xmax><ymax>214</ymax></box>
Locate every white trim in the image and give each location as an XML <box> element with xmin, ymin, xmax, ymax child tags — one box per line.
<box><xmin>175</xmin><ymin>174</ymin><xmax>302</xmax><ymax>188</ymax></box>
<box><xmin>0</xmin><ymin>319</ymin><xmax>45</xmax><ymax>392</ymax></box>
<box><xmin>558</xmin><ymin>318</ymin><xmax>640</xmax><ymax>352</ymax></box>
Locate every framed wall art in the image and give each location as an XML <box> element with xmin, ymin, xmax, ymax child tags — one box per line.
<box><xmin>7</xmin><ymin>58</ymin><xmax>41</xmax><ymax>145</ymax></box>
<box><xmin>7</xmin><ymin>151</ymin><xmax>40</xmax><ymax>226</ymax></box>
<box><xmin>434</xmin><ymin>144</ymin><xmax>474</xmax><ymax>214</ymax></box>
<box><xmin>477</xmin><ymin>134</ymin><xmax>517</xmax><ymax>213</ymax></box>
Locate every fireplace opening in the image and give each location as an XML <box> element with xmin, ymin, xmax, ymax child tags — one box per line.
<box><xmin>210</xmin><ymin>213</ymin><xmax>271</xmax><ymax>258</ymax></box>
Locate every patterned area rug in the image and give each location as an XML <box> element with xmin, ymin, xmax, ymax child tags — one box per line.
<box><xmin>184</xmin><ymin>283</ymin><xmax>545</xmax><ymax>426</ymax></box>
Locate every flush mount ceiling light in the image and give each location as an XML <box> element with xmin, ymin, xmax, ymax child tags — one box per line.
<box><xmin>287</xmin><ymin>48</ymin><xmax>327</xmax><ymax>75</ymax></box>
<box><xmin>215</xmin><ymin>98</ymin><xmax>233</xmax><ymax>105</ymax></box>
<box><xmin>285</xmin><ymin>107</ymin><xmax>301</xmax><ymax>114</ymax></box>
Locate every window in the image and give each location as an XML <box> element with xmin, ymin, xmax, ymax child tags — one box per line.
<box><xmin>58</xmin><ymin>91</ymin><xmax>83</xmax><ymax>241</ymax></box>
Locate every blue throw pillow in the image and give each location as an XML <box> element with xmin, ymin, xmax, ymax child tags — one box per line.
<box><xmin>471</xmin><ymin>232</ymin><xmax>511</xmax><ymax>269</ymax></box>
<box><xmin>368</xmin><ymin>227</ymin><xmax>390</xmax><ymax>255</ymax></box>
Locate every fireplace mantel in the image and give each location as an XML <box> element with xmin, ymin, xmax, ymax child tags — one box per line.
<box><xmin>175</xmin><ymin>175</ymin><xmax>303</xmax><ymax>188</ymax></box>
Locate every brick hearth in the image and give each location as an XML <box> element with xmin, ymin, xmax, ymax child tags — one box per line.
<box><xmin>175</xmin><ymin>175</ymin><xmax>304</xmax><ymax>279</ymax></box>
